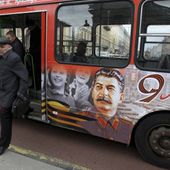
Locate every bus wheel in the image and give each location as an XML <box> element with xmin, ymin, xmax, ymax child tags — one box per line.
<box><xmin>134</xmin><ymin>113</ymin><xmax>170</xmax><ymax>169</ymax></box>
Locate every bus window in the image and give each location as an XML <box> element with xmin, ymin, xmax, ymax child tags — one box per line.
<box><xmin>137</xmin><ymin>0</ymin><xmax>170</xmax><ymax>71</ymax></box>
<box><xmin>56</xmin><ymin>1</ymin><xmax>132</xmax><ymax>67</ymax></box>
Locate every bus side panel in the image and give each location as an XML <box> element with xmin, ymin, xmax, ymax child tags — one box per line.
<box><xmin>46</xmin><ymin>61</ymin><xmax>170</xmax><ymax>144</ymax></box>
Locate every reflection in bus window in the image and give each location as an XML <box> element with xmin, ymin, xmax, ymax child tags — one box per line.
<box><xmin>96</xmin><ymin>25</ymin><xmax>131</xmax><ymax>59</ymax></box>
<box><xmin>137</xmin><ymin>0</ymin><xmax>170</xmax><ymax>71</ymax></box>
<box><xmin>56</xmin><ymin>1</ymin><xmax>132</xmax><ymax>67</ymax></box>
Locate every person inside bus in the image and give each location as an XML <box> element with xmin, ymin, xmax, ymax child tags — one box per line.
<box><xmin>78</xmin><ymin>68</ymin><xmax>133</xmax><ymax>142</ymax></box>
<box><xmin>69</xmin><ymin>68</ymin><xmax>91</xmax><ymax>107</ymax></box>
<box><xmin>157</xmin><ymin>55</ymin><xmax>170</xmax><ymax>70</ymax></box>
<box><xmin>6</xmin><ymin>30</ymin><xmax>25</xmax><ymax>63</ymax></box>
<box><xmin>47</xmin><ymin>66</ymin><xmax>75</xmax><ymax>107</ymax></box>
<box><xmin>72</xmin><ymin>41</ymin><xmax>88</xmax><ymax>63</ymax></box>
<box><xmin>0</xmin><ymin>37</ymin><xmax>28</xmax><ymax>155</ymax></box>
<box><xmin>25</xmin><ymin>18</ymin><xmax>41</xmax><ymax>90</ymax></box>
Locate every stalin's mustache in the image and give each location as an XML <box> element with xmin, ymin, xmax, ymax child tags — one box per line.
<box><xmin>96</xmin><ymin>97</ymin><xmax>112</xmax><ymax>104</ymax></box>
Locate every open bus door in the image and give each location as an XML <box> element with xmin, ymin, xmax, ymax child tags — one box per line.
<box><xmin>0</xmin><ymin>11</ymin><xmax>47</xmax><ymax>121</ymax></box>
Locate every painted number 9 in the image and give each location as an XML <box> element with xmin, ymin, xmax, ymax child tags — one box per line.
<box><xmin>138</xmin><ymin>74</ymin><xmax>164</xmax><ymax>103</ymax></box>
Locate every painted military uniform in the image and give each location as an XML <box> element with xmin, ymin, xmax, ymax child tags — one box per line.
<box><xmin>79</xmin><ymin>113</ymin><xmax>133</xmax><ymax>144</ymax></box>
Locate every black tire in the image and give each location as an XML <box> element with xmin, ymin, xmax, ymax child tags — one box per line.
<box><xmin>134</xmin><ymin>113</ymin><xmax>170</xmax><ymax>169</ymax></box>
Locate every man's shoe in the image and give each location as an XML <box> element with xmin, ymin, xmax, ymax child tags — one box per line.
<box><xmin>0</xmin><ymin>146</ymin><xmax>7</xmax><ymax>155</ymax></box>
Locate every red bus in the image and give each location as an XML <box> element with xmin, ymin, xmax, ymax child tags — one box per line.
<box><xmin>0</xmin><ymin>0</ymin><xmax>169</xmax><ymax>168</ymax></box>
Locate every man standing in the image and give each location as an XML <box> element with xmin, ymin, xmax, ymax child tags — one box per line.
<box><xmin>6</xmin><ymin>30</ymin><xmax>25</xmax><ymax>62</ymax></box>
<box><xmin>0</xmin><ymin>37</ymin><xmax>28</xmax><ymax>155</ymax></box>
<box><xmin>79</xmin><ymin>68</ymin><xmax>133</xmax><ymax>143</ymax></box>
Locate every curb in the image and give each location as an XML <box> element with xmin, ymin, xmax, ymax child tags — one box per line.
<box><xmin>9</xmin><ymin>145</ymin><xmax>90</xmax><ymax>170</ymax></box>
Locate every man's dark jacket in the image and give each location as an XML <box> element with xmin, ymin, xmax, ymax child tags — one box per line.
<box><xmin>0</xmin><ymin>49</ymin><xmax>28</xmax><ymax>108</ymax></box>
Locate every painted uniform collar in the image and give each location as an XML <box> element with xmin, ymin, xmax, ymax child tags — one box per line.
<box><xmin>96</xmin><ymin>114</ymin><xmax>119</xmax><ymax>129</ymax></box>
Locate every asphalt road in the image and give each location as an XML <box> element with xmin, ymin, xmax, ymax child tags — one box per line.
<box><xmin>11</xmin><ymin>118</ymin><xmax>165</xmax><ymax>170</ymax></box>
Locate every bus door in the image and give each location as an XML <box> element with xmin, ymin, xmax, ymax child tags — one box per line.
<box><xmin>24</xmin><ymin>11</ymin><xmax>47</xmax><ymax>121</ymax></box>
<box><xmin>0</xmin><ymin>11</ymin><xmax>47</xmax><ymax>121</ymax></box>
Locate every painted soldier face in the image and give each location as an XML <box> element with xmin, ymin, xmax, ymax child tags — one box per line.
<box><xmin>50</xmin><ymin>68</ymin><xmax>67</xmax><ymax>88</ymax></box>
<box><xmin>75</xmin><ymin>69</ymin><xmax>90</xmax><ymax>84</ymax></box>
<box><xmin>92</xmin><ymin>75</ymin><xmax>123</xmax><ymax>118</ymax></box>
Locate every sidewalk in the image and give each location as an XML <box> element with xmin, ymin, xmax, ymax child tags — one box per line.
<box><xmin>0</xmin><ymin>145</ymin><xmax>89</xmax><ymax>170</ymax></box>
<box><xmin>0</xmin><ymin>149</ymin><xmax>64</xmax><ymax>170</ymax></box>
<box><xmin>0</xmin><ymin>150</ymin><xmax>63</xmax><ymax>170</ymax></box>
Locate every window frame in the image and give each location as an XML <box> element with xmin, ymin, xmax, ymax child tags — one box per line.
<box><xmin>55</xmin><ymin>0</ymin><xmax>134</xmax><ymax>68</ymax></box>
<box><xmin>136</xmin><ymin>0</ymin><xmax>170</xmax><ymax>73</ymax></box>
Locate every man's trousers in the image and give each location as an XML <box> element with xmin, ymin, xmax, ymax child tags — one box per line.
<box><xmin>0</xmin><ymin>107</ymin><xmax>12</xmax><ymax>148</ymax></box>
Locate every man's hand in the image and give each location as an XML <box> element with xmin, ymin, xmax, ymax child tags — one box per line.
<box><xmin>12</xmin><ymin>96</ymin><xmax>24</xmax><ymax>114</ymax></box>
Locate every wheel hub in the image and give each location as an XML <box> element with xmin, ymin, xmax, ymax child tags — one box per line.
<box><xmin>149</xmin><ymin>127</ymin><xmax>170</xmax><ymax>158</ymax></box>
<box><xmin>159</xmin><ymin>137</ymin><xmax>170</xmax><ymax>150</ymax></box>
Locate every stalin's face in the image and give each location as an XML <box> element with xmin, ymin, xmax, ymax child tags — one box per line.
<box><xmin>92</xmin><ymin>75</ymin><xmax>123</xmax><ymax>119</ymax></box>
